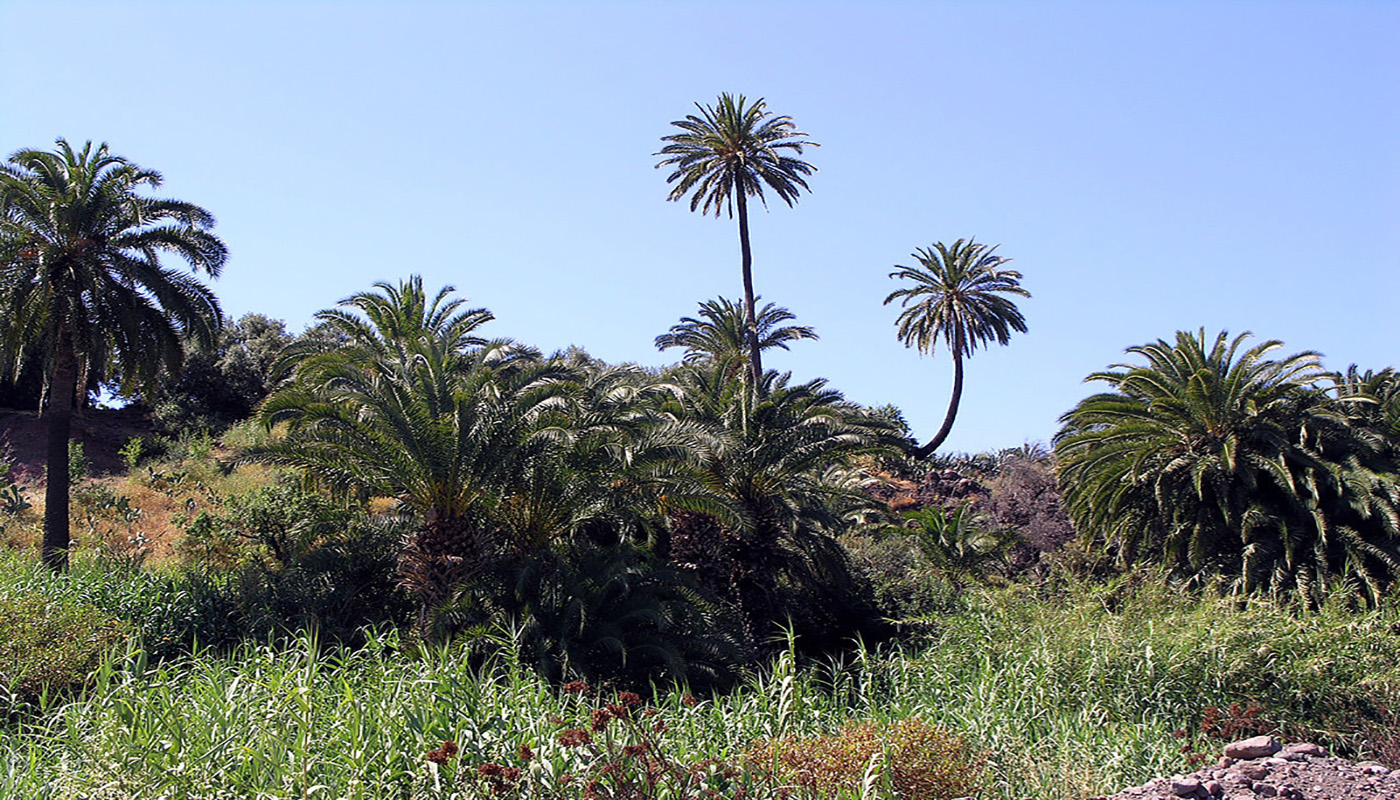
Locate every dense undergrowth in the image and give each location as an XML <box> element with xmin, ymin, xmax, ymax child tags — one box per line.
<box><xmin>3</xmin><ymin>551</ymin><xmax>1398</xmax><ymax>799</ymax></box>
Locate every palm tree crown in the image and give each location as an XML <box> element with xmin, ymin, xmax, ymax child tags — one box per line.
<box><xmin>884</xmin><ymin>239</ymin><xmax>1029</xmax><ymax>458</ymax></box>
<box><xmin>656</xmin><ymin>93</ymin><xmax>817</xmax><ymax>217</ymax></box>
<box><xmin>0</xmin><ymin>139</ymin><xmax>226</xmax><ymax>569</ymax></box>
<box><xmin>656</xmin><ymin>93</ymin><xmax>818</xmax><ymax>387</ymax></box>
<box><xmin>655</xmin><ymin>296</ymin><xmax>817</xmax><ymax>381</ymax></box>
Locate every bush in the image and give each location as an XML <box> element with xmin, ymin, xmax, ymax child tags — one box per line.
<box><xmin>0</xmin><ymin>593</ymin><xmax>127</xmax><ymax>704</ymax></box>
<box><xmin>235</xmin><ymin>513</ymin><xmax>414</xmax><ymax>643</ymax></box>
<box><xmin>748</xmin><ymin>718</ymin><xmax>986</xmax><ymax>799</ymax></box>
<box><xmin>441</xmin><ymin>542</ymin><xmax>752</xmax><ymax>692</ymax></box>
<box><xmin>841</xmin><ymin>532</ymin><xmax>962</xmax><ymax>620</ymax></box>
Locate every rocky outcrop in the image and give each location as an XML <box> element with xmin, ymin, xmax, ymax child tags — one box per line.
<box><xmin>867</xmin><ymin>468</ymin><xmax>989</xmax><ymax>513</ymax></box>
<box><xmin>1098</xmin><ymin>738</ymin><xmax>1398</xmax><ymax>800</ymax></box>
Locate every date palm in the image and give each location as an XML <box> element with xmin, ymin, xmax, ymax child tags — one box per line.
<box><xmin>271</xmin><ymin>275</ymin><xmax>494</xmax><ymax>379</ymax></box>
<box><xmin>656</xmin><ymin>93</ymin><xmax>817</xmax><ymax>388</ymax></box>
<box><xmin>657</xmin><ymin>364</ymin><xmax>901</xmax><ymax>642</ymax></box>
<box><xmin>884</xmin><ymin>239</ymin><xmax>1029</xmax><ymax>459</ymax></box>
<box><xmin>1055</xmin><ymin>330</ymin><xmax>1400</xmax><ymax>607</ymax></box>
<box><xmin>655</xmin><ymin>296</ymin><xmax>816</xmax><ymax>383</ymax></box>
<box><xmin>0</xmin><ymin>140</ymin><xmax>225</xmax><ymax>570</ymax></box>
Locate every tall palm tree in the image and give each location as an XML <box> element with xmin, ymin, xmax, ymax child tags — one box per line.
<box><xmin>656</xmin><ymin>93</ymin><xmax>818</xmax><ymax>388</ymax></box>
<box><xmin>1055</xmin><ymin>330</ymin><xmax>1400</xmax><ymax>607</ymax></box>
<box><xmin>884</xmin><ymin>239</ymin><xmax>1029</xmax><ymax>459</ymax></box>
<box><xmin>655</xmin><ymin>296</ymin><xmax>817</xmax><ymax>382</ymax></box>
<box><xmin>0</xmin><ymin>140</ymin><xmax>226</xmax><ymax>570</ymax></box>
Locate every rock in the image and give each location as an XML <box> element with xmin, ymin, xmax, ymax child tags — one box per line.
<box><xmin>1204</xmin><ymin>780</ymin><xmax>1224</xmax><ymax>797</ymax></box>
<box><xmin>1223</xmin><ymin>773</ymin><xmax>1253</xmax><ymax>788</ymax></box>
<box><xmin>1234</xmin><ymin>763</ymin><xmax>1270</xmax><ymax>781</ymax></box>
<box><xmin>1225</xmin><ymin>736</ymin><xmax>1283</xmax><ymax>760</ymax></box>
<box><xmin>1280</xmin><ymin>743</ymin><xmax>1328</xmax><ymax>759</ymax></box>
<box><xmin>1219</xmin><ymin>757</ymin><xmax>1238</xmax><ymax>769</ymax></box>
<box><xmin>1257</xmin><ymin>782</ymin><xmax>1279</xmax><ymax>797</ymax></box>
<box><xmin>1171</xmin><ymin>778</ymin><xmax>1203</xmax><ymax>796</ymax></box>
<box><xmin>1358</xmin><ymin>763</ymin><xmax>1391</xmax><ymax>776</ymax></box>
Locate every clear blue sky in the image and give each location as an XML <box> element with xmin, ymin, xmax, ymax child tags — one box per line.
<box><xmin>3</xmin><ymin>1</ymin><xmax>1396</xmax><ymax>453</ymax></box>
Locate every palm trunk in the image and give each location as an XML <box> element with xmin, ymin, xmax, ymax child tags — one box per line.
<box><xmin>913</xmin><ymin>347</ymin><xmax>963</xmax><ymax>460</ymax></box>
<box><xmin>42</xmin><ymin>328</ymin><xmax>77</xmax><ymax>572</ymax></box>
<box><xmin>735</xmin><ymin>188</ymin><xmax>763</xmax><ymax>390</ymax></box>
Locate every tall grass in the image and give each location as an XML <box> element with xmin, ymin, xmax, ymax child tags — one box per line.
<box><xmin>2</xmin><ymin>576</ymin><xmax>1398</xmax><ymax>799</ymax></box>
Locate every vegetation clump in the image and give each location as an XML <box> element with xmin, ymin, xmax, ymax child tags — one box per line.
<box><xmin>1056</xmin><ymin>330</ymin><xmax>1400</xmax><ymax>607</ymax></box>
<box><xmin>0</xmin><ymin>592</ymin><xmax>126</xmax><ymax>704</ymax></box>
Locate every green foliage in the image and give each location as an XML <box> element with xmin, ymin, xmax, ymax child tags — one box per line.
<box><xmin>0</xmin><ymin>593</ymin><xmax>126</xmax><ymax>704</ymax></box>
<box><xmin>0</xmin><ymin>139</ymin><xmax>227</xmax><ymax>394</ymax></box>
<box><xmin>903</xmin><ymin>503</ymin><xmax>1019</xmax><ymax>584</ymax></box>
<box><xmin>655</xmin><ymin>296</ymin><xmax>817</xmax><ymax>381</ymax></box>
<box><xmin>0</xmin><ymin>447</ymin><xmax>28</xmax><ymax>518</ymax></box>
<box><xmin>220</xmin><ymin>482</ymin><xmax>352</xmax><ymax>566</ymax></box>
<box><xmin>656</xmin><ymin>93</ymin><xmax>818</xmax><ymax>384</ymax></box>
<box><xmin>841</xmin><ymin>532</ymin><xmax>963</xmax><ymax>620</ymax></box>
<box><xmin>1055</xmin><ymin>330</ymin><xmax>1400</xmax><ymax>607</ymax></box>
<box><xmin>456</xmin><ymin>542</ymin><xmax>752</xmax><ymax>691</ymax></box>
<box><xmin>659</xmin><ymin>364</ymin><xmax>901</xmax><ymax>649</ymax></box>
<box><xmin>66</xmin><ymin>440</ymin><xmax>87</xmax><ymax>485</ymax></box>
<box><xmin>0</xmin><ymin>482</ymin><xmax>28</xmax><ymax>516</ymax></box>
<box><xmin>2</xmin><ymin>583</ymin><xmax>1396</xmax><ymax>798</ymax></box>
<box><xmin>656</xmin><ymin>93</ymin><xmax>817</xmax><ymax>219</ymax></box>
<box><xmin>170</xmin><ymin>483</ymin><xmax>413</xmax><ymax>642</ymax></box>
<box><xmin>119</xmin><ymin>437</ymin><xmax>144</xmax><ymax>472</ymax></box>
<box><xmin>150</xmin><ymin>313</ymin><xmax>296</xmax><ymax>436</ymax></box>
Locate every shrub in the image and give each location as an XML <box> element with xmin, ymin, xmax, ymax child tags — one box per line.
<box><xmin>748</xmin><ymin>717</ymin><xmax>985</xmax><ymax>799</ymax></box>
<box><xmin>67</xmin><ymin>439</ymin><xmax>88</xmax><ymax>485</ymax></box>
<box><xmin>840</xmin><ymin>532</ymin><xmax>961</xmax><ymax>620</ymax></box>
<box><xmin>443</xmin><ymin>542</ymin><xmax>751</xmax><ymax>692</ymax></box>
<box><xmin>0</xmin><ymin>593</ymin><xmax>126</xmax><ymax>704</ymax></box>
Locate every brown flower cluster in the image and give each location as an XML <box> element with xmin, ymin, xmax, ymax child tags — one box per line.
<box><xmin>475</xmin><ymin>762</ymin><xmax>524</xmax><ymax>796</ymax></box>
<box><xmin>1199</xmin><ymin>701</ymin><xmax>1271</xmax><ymax>741</ymax></box>
<box><xmin>424</xmin><ymin>740</ymin><xmax>458</xmax><ymax>765</ymax></box>
<box><xmin>559</xmin><ymin>728</ymin><xmax>593</xmax><ymax>748</ymax></box>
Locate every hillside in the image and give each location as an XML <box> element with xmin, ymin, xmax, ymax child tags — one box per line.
<box><xmin>0</xmin><ymin>406</ymin><xmax>157</xmax><ymax>484</ymax></box>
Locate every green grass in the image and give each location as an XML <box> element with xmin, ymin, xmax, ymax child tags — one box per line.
<box><xmin>2</xmin><ymin>569</ymin><xmax>1398</xmax><ymax>799</ymax></box>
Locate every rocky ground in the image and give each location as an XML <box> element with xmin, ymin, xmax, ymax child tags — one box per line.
<box><xmin>1100</xmin><ymin>737</ymin><xmax>1399</xmax><ymax>800</ymax></box>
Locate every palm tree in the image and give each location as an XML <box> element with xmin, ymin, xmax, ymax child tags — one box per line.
<box><xmin>0</xmin><ymin>140</ymin><xmax>226</xmax><ymax>570</ymax></box>
<box><xmin>654</xmin><ymin>296</ymin><xmax>817</xmax><ymax>382</ymax></box>
<box><xmin>656</xmin><ymin>364</ymin><xmax>901</xmax><ymax>642</ymax></box>
<box><xmin>884</xmin><ymin>239</ymin><xmax>1029</xmax><ymax>459</ymax></box>
<box><xmin>1055</xmin><ymin>330</ymin><xmax>1400</xmax><ymax>607</ymax></box>
<box><xmin>271</xmin><ymin>275</ymin><xmax>494</xmax><ymax>379</ymax></box>
<box><xmin>258</xmin><ymin>331</ymin><xmax>574</xmax><ymax>625</ymax></box>
<box><xmin>656</xmin><ymin>93</ymin><xmax>818</xmax><ymax>388</ymax></box>
<box><xmin>256</xmin><ymin>280</ymin><xmax>671</xmax><ymax>635</ymax></box>
<box><xmin>903</xmin><ymin>502</ymin><xmax>1018</xmax><ymax>587</ymax></box>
